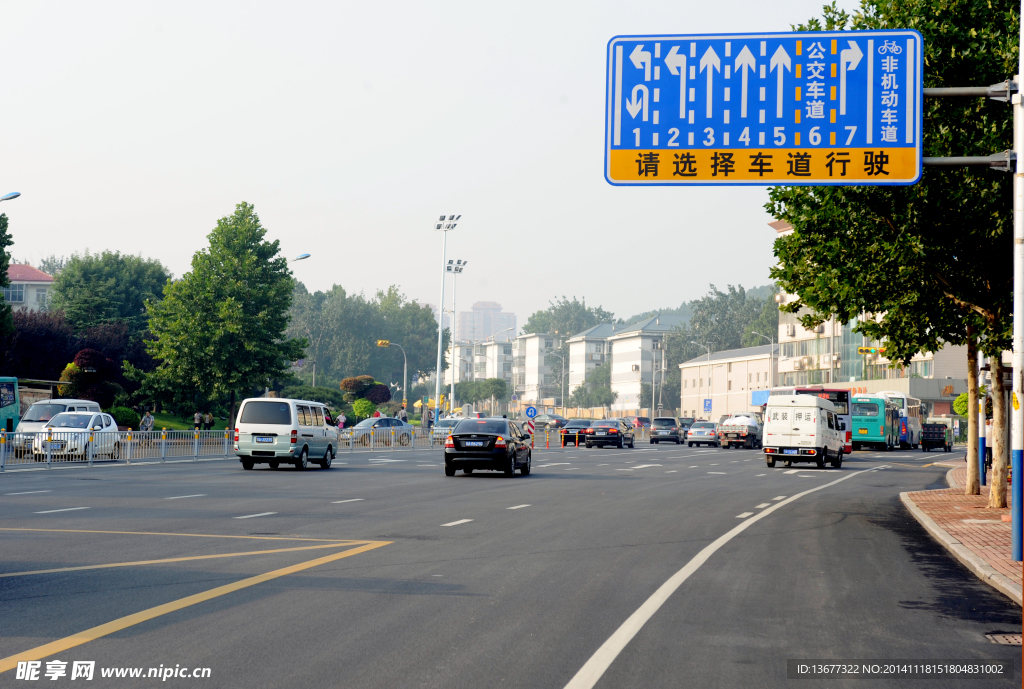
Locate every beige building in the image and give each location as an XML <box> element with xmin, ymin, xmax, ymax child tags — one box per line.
<box><xmin>3</xmin><ymin>265</ymin><xmax>54</xmax><ymax>312</ymax></box>
<box><xmin>512</xmin><ymin>333</ymin><xmax>559</xmax><ymax>404</ymax></box>
<box><xmin>567</xmin><ymin>323</ymin><xmax>615</xmax><ymax>394</ymax></box>
<box><xmin>679</xmin><ymin>344</ymin><xmax>779</xmax><ymax>420</ymax></box>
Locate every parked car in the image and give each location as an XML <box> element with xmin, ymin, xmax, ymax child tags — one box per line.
<box><xmin>583</xmin><ymin>419</ymin><xmax>635</xmax><ymax>448</ymax></box>
<box><xmin>234</xmin><ymin>398</ymin><xmax>338</xmax><ymax>470</ymax></box>
<box><xmin>560</xmin><ymin>420</ymin><xmax>592</xmax><ymax>446</ymax></box>
<box><xmin>650</xmin><ymin>417</ymin><xmax>683</xmax><ymax>444</ymax></box>
<box><xmin>431</xmin><ymin>417</ymin><xmax>461</xmax><ymax>445</ymax></box>
<box><xmin>342</xmin><ymin>417</ymin><xmax>414</xmax><ymax>448</ymax></box>
<box><xmin>16</xmin><ymin>398</ymin><xmax>102</xmax><ymax>456</ymax></box>
<box><xmin>920</xmin><ymin>423</ymin><xmax>952</xmax><ymax>452</ymax></box>
<box><xmin>444</xmin><ymin>417</ymin><xmax>532</xmax><ymax>477</ymax></box>
<box><xmin>687</xmin><ymin>421</ymin><xmax>718</xmax><ymax>447</ymax></box>
<box><xmin>32</xmin><ymin>411</ymin><xmax>120</xmax><ymax>461</ymax></box>
<box><xmin>533</xmin><ymin>414</ymin><xmax>568</xmax><ymax>430</ymax></box>
<box><xmin>762</xmin><ymin>394</ymin><xmax>843</xmax><ymax>468</ymax></box>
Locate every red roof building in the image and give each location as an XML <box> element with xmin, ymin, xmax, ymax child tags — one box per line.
<box><xmin>4</xmin><ymin>264</ymin><xmax>54</xmax><ymax>312</ymax></box>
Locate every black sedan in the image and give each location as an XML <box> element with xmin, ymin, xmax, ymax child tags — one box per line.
<box><xmin>560</xmin><ymin>420</ymin><xmax>592</xmax><ymax>446</ymax></box>
<box><xmin>583</xmin><ymin>419</ymin><xmax>635</xmax><ymax>448</ymax></box>
<box><xmin>444</xmin><ymin>418</ymin><xmax>532</xmax><ymax>477</ymax></box>
<box><xmin>533</xmin><ymin>413</ymin><xmax>568</xmax><ymax>430</ymax></box>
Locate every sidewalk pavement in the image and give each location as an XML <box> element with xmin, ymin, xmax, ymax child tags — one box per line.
<box><xmin>900</xmin><ymin>459</ymin><xmax>1021</xmax><ymax>606</ymax></box>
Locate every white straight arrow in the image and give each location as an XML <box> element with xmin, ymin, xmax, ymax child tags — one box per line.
<box><xmin>664</xmin><ymin>45</ymin><xmax>687</xmax><ymax>119</ymax></box>
<box><xmin>769</xmin><ymin>45</ymin><xmax>791</xmax><ymax>119</ymax></box>
<box><xmin>839</xmin><ymin>40</ymin><xmax>863</xmax><ymax>115</ymax></box>
<box><xmin>630</xmin><ymin>44</ymin><xmax>652</xmax><ymax>81</ymax></box>
<box><xmin>734</xmin><ymin>45</ymin><xmax>756</xmax><ymax>118</ymax></box>
<box><xmin>700</xmin><ymin>46</ymin><xmax>721</xmax><ymax>118</ymax></box>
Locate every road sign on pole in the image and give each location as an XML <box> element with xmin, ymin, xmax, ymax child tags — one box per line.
<box><xmin>703</xmin><ymin>399</ymin><xmax>712</xmax><ymax>413</ymax></box>
<box><xmin>525</xmin><ymin>406</ymin><xmax>538</xmax><ymax>419</ymax></box>
<box><xmin>605</xmin><ymin>30</ymin><xmax>923</xmax><ymax>185</ymax></box>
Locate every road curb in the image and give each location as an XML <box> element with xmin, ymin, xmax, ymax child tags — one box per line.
<box><xmin>899</xmin><ymin>489</ymin><xmax>1022</xmax><ymax>607</ymax></box>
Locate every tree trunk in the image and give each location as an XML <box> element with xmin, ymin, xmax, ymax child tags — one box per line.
<box><xmin>229</xmin><ymin>390</ymin><xmax>237</xmax><ymax>432</ymax></box>
<box><xmin>965</xmin><ymin>331</ymin><xmax>980</xmax><ymax>495</ymax></box>
<box><xmin>988</xmin><ymin>356</ymin><xmax>1008</xmax><ymax>508</ymax></box>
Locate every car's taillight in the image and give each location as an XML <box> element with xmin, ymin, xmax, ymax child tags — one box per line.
<box><xmin>584</xmin><ymin>428</ymin><xmax>594</xmax><ymax>434</ymax></box>
<box><xmin>494</xmin><ymin>436</ymin><xmax>507</xmax><ymax>448</ymax></box>
<box><xmin>234</xmin><ymin>428</ymin><xmax>239</xmax><ymax>442</ymax></box>
<box><xmin>291</xmin><ymin>430</ymin><xmax>297</xmax><ymax>444</ymax></box>
<box><xmin>609</xmin><ymin>428</ymin><xmax>618</xmax><ymax>434</ymax></box>
<box><xmin>846</xmin><ymin>431</ymin><xmax>851</xmax><ymax>442</ymax></box>
<box><xmin>445</xmin><ymin>435</ymin><xmax>454</xmax><ymax>448</ymax></box>
<box><xmin>560</xmin><ymin>429</ymin><xmax>567</xmax><ymax>434</ymax></box>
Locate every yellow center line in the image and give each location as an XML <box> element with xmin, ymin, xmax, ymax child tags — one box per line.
<box><xmin>0</xmin><ymin>527</ymin><xmax>353</xmax><ymax>543</ymax></box>
<box><xmin>0</xmin><ymin>540</ymin><xmax>391</xmax><ymax>674</ymax></box>
<box><xmin>0</xmin><ymin>542</ymin><xmax>360</xmax><ymax>578</ymax></box>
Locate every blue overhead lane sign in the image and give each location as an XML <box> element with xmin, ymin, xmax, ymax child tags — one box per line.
<box><xmin>604</xmin><ymin>30</ymin><xmax>923</xmax><ymax>185</ymax></box>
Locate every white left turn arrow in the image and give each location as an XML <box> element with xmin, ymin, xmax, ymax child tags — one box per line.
<box><xmin>664</xmin><ymin>45</ymin><xmax>687</xmax><ymax>119</ymax></box>
<box><xmin>734</xmin><ymin>45</ymin><xmax>756</xmax><ymax>118</ymax></box>
<box><xmin>626</xmin><ymin>84</ymin><xmax>649</xmax><ymax>121</ymax></box>
<box><xmin>630</xmin><ymin>44</ymin><xmax>652</xmax><ymax>81</ymax></box>
<box><xmin>700</xmin><ymin>46</ymin><xmax>721</xmax><ymax>118</ymax></box>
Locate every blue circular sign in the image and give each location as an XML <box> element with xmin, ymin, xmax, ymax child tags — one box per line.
<box><xmin>525</xmin><ymin>406</ymin><xmax>538</xmax><ymax>418</ymax></box>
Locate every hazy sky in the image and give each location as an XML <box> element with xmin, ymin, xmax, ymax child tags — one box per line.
<box><xmin>1</xmin><ymin>0</ymin><xmax>859</xmax><ymax>324</ymax></box>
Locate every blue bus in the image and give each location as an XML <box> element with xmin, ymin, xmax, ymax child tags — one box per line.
<box><xmin>879</xmin><ymin>391</ymin><xmax>923</xmax><ymax>449</ymax></box>
<box><xmin>0</xmin><ymin>377</ymin><xmax>20</xmax><ymax>433</ymax></box>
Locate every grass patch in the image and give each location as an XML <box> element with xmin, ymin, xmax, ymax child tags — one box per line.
<box><xmin>152</xmin><ymin>412</ymin><xmax>196</xmax><ymax>431</ymax></box>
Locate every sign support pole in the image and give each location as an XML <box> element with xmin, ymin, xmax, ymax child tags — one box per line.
<box><xmin>1011</xmin><ymin>0</ymin><xmax>1024</xmax><ymax>562</ymax></box>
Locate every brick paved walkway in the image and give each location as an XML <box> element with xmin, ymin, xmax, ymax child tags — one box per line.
<box><xmin>905</xmin><ymin>462</ymin><xmax>1021</xmax><ymax>593</ymax></box>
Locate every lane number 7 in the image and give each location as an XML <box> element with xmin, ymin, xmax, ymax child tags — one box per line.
<box><xmin>844</xmin><ymin>126</ymin><xmax>857</xmax><ymax>145</ymax></box>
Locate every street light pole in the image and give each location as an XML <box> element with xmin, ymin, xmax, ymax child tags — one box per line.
<box><xmin>447</xmin><ymin>260</ymin><xmax>467</xmax><ymax>415</ymax></box>
<box><xmin>433</xmin><ymin>215</ymin><xmax>459</xmax><ymax>423</ymax></box>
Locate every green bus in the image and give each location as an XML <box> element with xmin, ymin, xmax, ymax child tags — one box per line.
<box><xmin>851</xmin><ymin>395</ymin><xmax>899</xmax><ymax>451</ymax></box>
<box><xmin>0</xmin><ymin>377</ymin><xmax>19</xmax><ymax>433</ymax></box>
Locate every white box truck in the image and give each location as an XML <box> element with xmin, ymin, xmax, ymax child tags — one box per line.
<box><xmin>762</xmin><ymin>394</ymin><xmax>844</xmax><ymax>469</ymax></box>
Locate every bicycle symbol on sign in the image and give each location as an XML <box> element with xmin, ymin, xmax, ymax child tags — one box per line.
<box><xmin>878</xmin><ymin>40</ymin><xmax>903</xmax><ymax>54</ymax></box>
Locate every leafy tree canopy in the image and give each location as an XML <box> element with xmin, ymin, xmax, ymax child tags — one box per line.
<box><xmin>522</xmin><ymin>296</ymin><xmax>614</xmax><ymax>338</ymax></box>
<box><xmin>0</xmin><ymin>214</ymin><xmax>15</xmax><ymax>340</ymax></box>
<box><xmin>568</xmin><ymin>362</ymin><xmax>618</xmax><ymax>409</ymax></box>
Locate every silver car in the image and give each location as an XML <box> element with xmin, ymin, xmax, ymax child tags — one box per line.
<box><xmin>430</xmin><ymin>418</ymin><xmax>461</xmax><ymax>446</ymax></box>
<box><xmin>342</xmin><ymin>417</ymin><xmax>415</xmax><ymax>447</ymax></box>
<box><xmin>687</xmin><ymin>421</ymin><xmax>719</xmax><ymax>448</ymax></box>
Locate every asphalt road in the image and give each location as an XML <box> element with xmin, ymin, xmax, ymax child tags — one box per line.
<box><xmin>0</xmin><ymin>442</ymin><xmax>1019</xmax><ymax>688</ymax></box>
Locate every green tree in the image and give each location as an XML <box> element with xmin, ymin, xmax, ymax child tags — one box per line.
<box><xmin>568</xmin><ymin>362</ymin><xmax>617</xmax><ymax>410</ymax></box>
<box><xmin>139</xmin><ymin>202</ymin><xmax>305</xmax><ymax>423</ymax></box>
<box><xmin>37</xmin><ymin>254</ymin><xmax>68</xmax><ymax>276</ymax></box>
<box><xmin>0</xmin><ymin>214</ymin><xmax>15</xmax><ymax>340</ymax></box>
<box><xmin>49</xmin><ymin>251</ymin><xmax>171</xmax><ymax>333</ymax></box>
<box><xmin>768</xmin><ymin>0</ymin><xmax>1015</xmax><ymax>502</ymax></box>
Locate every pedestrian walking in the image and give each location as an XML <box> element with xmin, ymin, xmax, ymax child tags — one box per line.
<box><xmin>338</xmin><ymin>411</ymin><xmax>347</xmax><ymax>428</ymax></box>
<box><xmin>397</xmin><ymin>406</ymin><xmax>408</xmax><ymax>423</ymax></box>
<box><xmin>193</xmin><ymin>410</ymin><xmax>202</xmax><ymax>430</ymax></box>
<box><xmin>204</xmin><ymin>411</ymin><xmax>214</xmax><ymax>430</ymax></box>
<box><xmin>425</xmin><ymin>408</ymin><xmax>433</xmax><ymax>430</ymax></box>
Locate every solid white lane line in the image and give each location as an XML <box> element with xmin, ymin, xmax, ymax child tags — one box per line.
<box><xmin>234</xmin><ymin>512</ymin><xmax>277</xmax><ymax>519</ymax></box>
<box><xmin>736</xmin><ymin>512</ymin><xmax>754</xmax><ymax>518</ymax></box>
<box><xmin>35</xmin><ymin>507</ymin><xmax>90</xmax><ymax>514</ymax></box>
<box><xmin>331</xmin><ymin>499</ymin><xmax>364</xmax><ymax>504</ymax></box>
<box><xmin>165</xmin><ymin>494</ymin><xmax>206</xmax><ymax>500</ymax></box>
<box><xmin>562</xmin><ymin>467</ymin><xmax>870</xmax><ymax>689</ymax></box>
<box><xmin>754</xmin><ymin>503</ymin><xmax>771</xmax><ymax>509</ymax></box>
<box><xmin>5</xmin><ymin>490</ymin><xmax>52</xmax><ymax>495</ymax></box>
<box><xmin>773</xmin><ymin>496</ymin><xmax>786</xmax><ymax>500</ymax></box>
<box><xmin>507</xmin><ymin>504</ymin><xmax>531</xmax><ymax>510</ymax></box>
<box><xmin>441</xmin><ymin>519</ymin><xmax>473</xmax><ymax>527</ymax></box>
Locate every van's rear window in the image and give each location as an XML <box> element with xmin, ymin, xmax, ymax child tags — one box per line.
<box><xmin>240</xmin><ymin>402</ymin><xmax>292</xmax><ymax>425</ymax></box>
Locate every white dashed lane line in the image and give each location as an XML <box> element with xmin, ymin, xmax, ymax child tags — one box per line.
<box><xmin>5</xmin><ymin>490</ymin><xmax>52</xmax><ymax>496</ymax></box>
<box><xmin>784</xmin><ymin>469</ymin><xmax>799</xmax><ymax>474</ymax></box>
<box><xmin>755</xmin><ymin>474</ymin><xmax>767</xmax><ymax>476</ymax></box>
<box><xmin>773</xmin><ymin>496</ymin><xmax>787</xmax><ymax>500</ymax></box>
<box><xmin>165</xmin><ymin>494</ymin><xmax>206</xmax><ymax>500</ymax></box>
<box><xmin>507</xmin><ymin>505</ymin><xmax>531</xmax><ymax>510</ymax></box>
<box><xmin>234</xmin><ymin>512</ymin><xmax>277</xmax><ymax>519</ymax></box>
<box><xmin>707</xmin><ymin>472</ymin><xmax>727</xmax><ymax>475</ymax></box>
<box><xmin>441</xmin><ymin>519</ymin><xmax>473</xmax><ymax>527</ymax></box>
<box><xmin>331</xmin><ymin>499</ymin><xmax>364</xmax><ymax>504</ymax></box>
<box><xmin>736</xmin><ymin>512</ymin><xmax>754</xmax><ymax>519</ymax></box>
<box><xmin>755</xmin><ymin>503</ymin><xmax>771</xmax><ymax>509</ymax></box>
<box><xmin>35</xmin><ymin>507</ymin><xmax>90</xmax><ymax>514</ymax></box>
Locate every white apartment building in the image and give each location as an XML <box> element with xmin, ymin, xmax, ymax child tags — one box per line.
<box><xmin>3</xmin><ymin>265</ymin><xmax>54</xmax><ymax>313</ymax></box>
<box><xmin>444</xmin><ymin>340</ymin><xmax>514</xmax><ymax>385</ymax></box>
<box><xmin>567</xmin><ymin>323</ymin><xmax>616</xmax><ymax>394</ymax></box>
<box><xmin>607</xmin><ymin>315</ymin><xmax>686</xmax><ymax>411</ymax></box>
<box><xmin>679</xmin><ymin>344</ymin><xmax>779</xmax><ymax>420</ymax></box>
<box><xmin>443</xmin><ymin>341</ymin><xmax>475</xmax><ymax>388</ymax></box>
<box><xmin>512</xmin><ymin>332</ymin><xmax>558</xmax><ymax>404</ymax></box>
<box><xmin>770</xmin><ymin>220</ymin><xmax>968</xmax><ymax>415</ymax></box>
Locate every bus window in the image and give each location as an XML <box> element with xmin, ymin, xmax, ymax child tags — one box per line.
<box><xmin>852</xmin><ymin>402</ymin><xmax>879</xmax><ymax>416</ymax></box>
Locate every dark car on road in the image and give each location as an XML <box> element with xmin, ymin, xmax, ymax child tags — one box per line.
<box><xmin>650</xmin><ymin>417</ymin><xmax>683</xmax><ymax>444</ymax></box>
<box><xmin>678</xmin><ymin>417</ymin><xmax>695</xmax><ymax>438</ymax></box>
<box><xmin>687</xmin><ymin>421</ymin><xmax>718</xmax><ymax>447</ymax></box>
<box><xmin>444</xmin><ymin>418</ymin><xmax>532</xmax><ymax>477</ymax></box>
<box><xmin>920</xmin><ymin>423</ymin><xmax>952</xmax><ymax>452</ymax></box>
<box><xmin>533</xmin><ymin>414</ymin><xmax>568</xmax><ymax>430</ymax></box>
<box><xmin>560</xmin><ymin>420</ymin><xmax>592</xmax><ymax>446</ymax></box>
<box><xmin>583</xmin><ymin>419</ymin><xmax>635</xmax><ymax>449</ymax></box>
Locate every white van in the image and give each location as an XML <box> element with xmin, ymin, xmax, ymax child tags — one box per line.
<box><xmin>762</xmin><ymin>394</ymin><xmax>844</xmax><ymax>469</ymax></box>
<box><xmin>234</xmin><ymin>398</ymin><xmax>339</xmax><ymax>471</ymax></box>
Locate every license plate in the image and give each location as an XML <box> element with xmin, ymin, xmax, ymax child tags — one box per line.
<box><xmin>858</xmin><ymin>428</ymin><xmax>868</xmax><ymax>434</ymax></box>
<box><xmin>784</xmin><ymin>449</ymin><xmax>798</xmax><ymax>455</ymax></box>
<box><xmin>659</xmin><ymin>431</ymin><xmax>669</xmax><ymax>435</ymax></box>
<box><xmin>255</xmin><ymin>436</ymin><xmax>274</xmax><ymax>443</ymax></box>
<box><xmin>465</xmin><ymin>441</ymin><xmax>484</xmax><ymax>447</ymax></box>
<box><xmin>597</xmin><ymin>431</ymin><xmax>606</xmax><ymax>435</ymax></box>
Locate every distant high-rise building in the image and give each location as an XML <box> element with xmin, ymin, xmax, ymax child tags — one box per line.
<box><xmin>426</xmin><ymin>304</ymin><xmax>451</xmax><ymax>333</ymax></box>
<box><xmin>457</xmin><ymin>301</ymin><xmax>516</xmax><ymax>342</ymax></box>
